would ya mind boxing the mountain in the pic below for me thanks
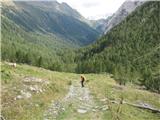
[1,13,77,71]
[1,0,101,72]
[2,1,100,46]
[90,16,113,34]
[76,1,160,92]
[104,0,145,34]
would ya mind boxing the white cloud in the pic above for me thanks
[57,0,126,20]
[82,2,101,8]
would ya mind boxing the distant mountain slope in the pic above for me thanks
[2,1,100,46]
[90,17,112,34]
[77,1,160,92]
[104,1,144,34]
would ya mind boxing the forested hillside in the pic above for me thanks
[76,2,160,92]
[2,1,160,92]
[1,15,76,72]
[2,1,160,120]
[1,1,100,72]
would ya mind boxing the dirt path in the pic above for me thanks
[44,80,104,120]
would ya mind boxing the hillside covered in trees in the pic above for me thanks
[2,15,77,72]
[1,1,160,93]
[1,1,93,72]
[1,1,160,120]
[76,1,160,92]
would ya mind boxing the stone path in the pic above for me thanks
[44,80,103,120]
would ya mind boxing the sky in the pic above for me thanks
[4,0,126,20]
[57,0,126,20]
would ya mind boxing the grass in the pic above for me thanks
[85,74,160,120]
[1,62,78,120]
[1,62,160,120]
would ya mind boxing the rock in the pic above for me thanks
[100,98,107,102]
[24,77,42,83]
[35,104,39,107]
[7,62,16,68]
[102,107,108,111]
[0,115,6,120]
[23,77,49,85]
[79,97,83,101]
[95,106,99,109]
[44,119,49,120]
[21,91,32,98]
[77,109,87,113]
[53,111,58,115]
[102,105,109,111]
[138,101,153,108]
[15,93,31,100]
[44,81,50,85]
[16,95,23,99]
[39,89,43,93]
[24,92,32,98]
[29,85,43,93]
[20,90,24,93]
[92,109,96,112]
[62,108,65,111]
[29,86,37,91]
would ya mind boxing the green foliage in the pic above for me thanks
[1,1,101,73]
[77,2,160,92]
[1,15,76,72]
[2,1,160,93]
[37,56,43,67]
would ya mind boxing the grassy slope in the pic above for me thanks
[1,62,160,120]
[86,74,160,120]
[1,62,77,120]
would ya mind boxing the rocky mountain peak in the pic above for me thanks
[104,0,145,34]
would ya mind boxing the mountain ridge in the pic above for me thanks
[2,1,100,46]
[104,0,145,34]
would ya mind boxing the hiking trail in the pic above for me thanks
[44,80,105,120]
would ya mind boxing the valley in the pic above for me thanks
[1,0,160,120]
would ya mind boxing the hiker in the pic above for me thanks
[80,75,85,87]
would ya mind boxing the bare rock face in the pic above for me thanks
[1,0,16,7]
[104,0,145,34]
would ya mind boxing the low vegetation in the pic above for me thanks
[1,62,160,120]
[1,62,77,120]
